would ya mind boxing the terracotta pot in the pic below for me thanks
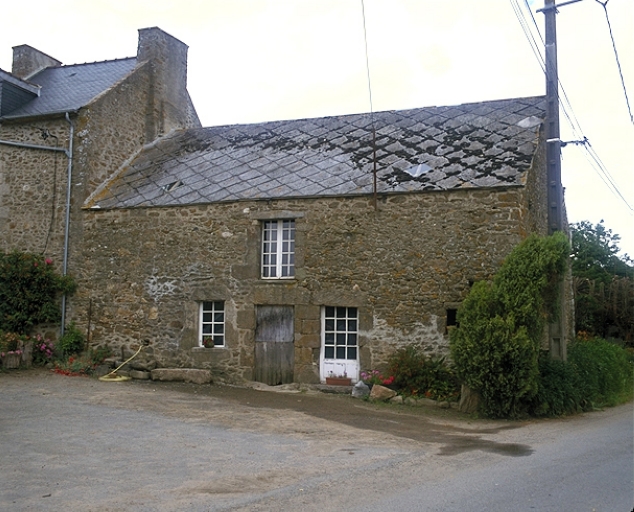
[325,376,352,386]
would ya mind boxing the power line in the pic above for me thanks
[511,0,633,213]
[595,0,634,125]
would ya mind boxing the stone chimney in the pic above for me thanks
[12,45,62,79]
[137,27,191,142]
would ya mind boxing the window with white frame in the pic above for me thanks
[261,219,295,279]
[200,301,225,347]
[323,306,358,360]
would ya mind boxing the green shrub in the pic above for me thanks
[0,251,76,334]
[529,354,586,417]
[57,322,85,356]
[529,339,633,417]
[387,345,460,401]
[568,338,634,407]
[450,233,570,418]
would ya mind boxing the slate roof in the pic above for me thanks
[87,95,546,209]
[0,58,138,119]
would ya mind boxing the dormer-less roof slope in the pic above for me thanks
[87,95,545,209]
[0,58,137,119]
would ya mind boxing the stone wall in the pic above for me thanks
[1,27,200,311]
[76,184,534,383]
[0,117,71,264]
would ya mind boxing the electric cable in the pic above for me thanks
[511,0,632,212]
[595,0,634,125]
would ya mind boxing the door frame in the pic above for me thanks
[319,306,359,383]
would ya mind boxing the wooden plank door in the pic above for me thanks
[254,306,294,385]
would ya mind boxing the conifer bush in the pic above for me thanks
[450,233,569,418]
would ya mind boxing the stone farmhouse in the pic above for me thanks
[1,28,570,385]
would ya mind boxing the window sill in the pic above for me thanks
[192,346,226,351]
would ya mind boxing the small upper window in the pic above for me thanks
[262,220,295,279]
[200,301,225,347]
[446,308,459,334]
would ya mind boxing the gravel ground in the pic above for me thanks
[2,368,627,511]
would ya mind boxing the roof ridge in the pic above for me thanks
[199,95,547,131]
[43,56,137,71]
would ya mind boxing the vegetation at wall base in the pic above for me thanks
[0,250,76,335]
[530,337,634,417]
[386,345,460,402]
[52,345,112,377]
[450,232,570,419]
[57,322,86,357]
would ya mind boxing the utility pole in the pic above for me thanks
[543,0,563,235]
[537,0,582,360]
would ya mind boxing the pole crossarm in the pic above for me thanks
[536,0,583,13]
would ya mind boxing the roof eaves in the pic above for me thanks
[0,108,79,122]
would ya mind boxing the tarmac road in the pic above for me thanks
[0,369,632,511]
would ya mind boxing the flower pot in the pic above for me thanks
[325,376,352,386]
[2,353,21,369]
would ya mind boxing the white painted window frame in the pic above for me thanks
[199,301,225,347]
[261,219,295,279]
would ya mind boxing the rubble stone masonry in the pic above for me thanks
[78,185,538,383]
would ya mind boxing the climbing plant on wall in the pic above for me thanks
[450,232,569,418]
[0,251,76,335]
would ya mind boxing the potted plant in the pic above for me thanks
[325,371,352,386]
[0,332,26,369]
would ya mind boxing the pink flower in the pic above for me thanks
[45,258,53,265]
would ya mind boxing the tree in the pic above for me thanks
[570,221,634,343]
[570,220,633,282]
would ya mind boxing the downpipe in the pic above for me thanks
[60,112,74,337]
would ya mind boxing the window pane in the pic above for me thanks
[200,301,225,347]
[347,333,357,345]
[325,307,335,318]
[336,319,346,331]
[336,333,346,345]
[325,319,334,331]
[336,346,346,359]
[325,333,334,344]
[336,307,347,318]
[348,320,357,331]
[325,346,334,359]
[347,347,357,360]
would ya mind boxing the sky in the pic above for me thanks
[2,0,632,257]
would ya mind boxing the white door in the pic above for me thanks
[320,306,359,382]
